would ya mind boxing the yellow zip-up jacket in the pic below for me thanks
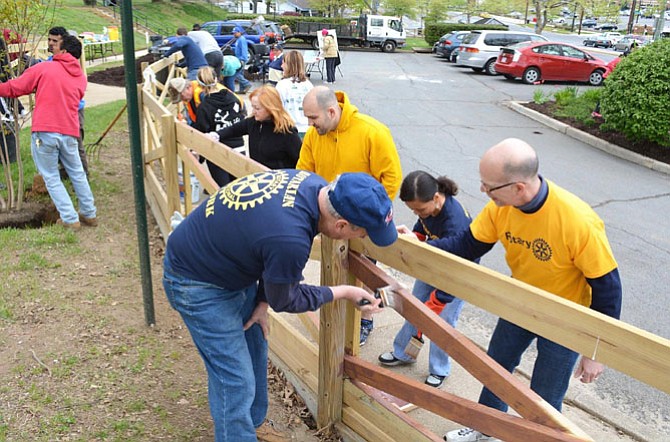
[297,91,402,200]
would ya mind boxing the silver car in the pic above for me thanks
[456,30,548,75]
[614,35,648,52]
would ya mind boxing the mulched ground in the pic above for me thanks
[87,53,155,87]
[523,102,670,165]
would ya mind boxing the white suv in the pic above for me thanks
[457,30,548,75]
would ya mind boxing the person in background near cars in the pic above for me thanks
[188,27,224,82]
[275,50,313,139]
[266,44,284,85]
[0,35,96,230]
[441,138,622,442]
[321,29,338,84]
[298,86,402,345]
[378,170,477,389]
[221,54,241,92]
[190,67,247,187]
[231,26,252,94]
[192,23,201,31]
[164,27,208,81]
[211,85,301,170]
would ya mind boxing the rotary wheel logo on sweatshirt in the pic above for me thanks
[532,238,552,262]
[220,170,287,210]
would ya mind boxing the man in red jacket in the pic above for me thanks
[0,34,96,230]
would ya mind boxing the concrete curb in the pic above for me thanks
[506,101,670,176]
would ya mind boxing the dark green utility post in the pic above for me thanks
[120,0,156,326]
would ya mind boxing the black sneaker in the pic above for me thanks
[425,374,446,388]
[378,352,415,366]
[359,319,373,346]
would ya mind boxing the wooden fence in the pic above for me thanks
[138,55,670,441]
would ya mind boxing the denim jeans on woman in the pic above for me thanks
[163,252,268,442]
[233,66,251,91]
[391,279,464,377]
[31,132,95,224]
[478,318,579,412]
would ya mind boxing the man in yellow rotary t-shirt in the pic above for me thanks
[432,138,622,442]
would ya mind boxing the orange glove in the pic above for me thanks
[426,289,447,315]
[416,290,448,340]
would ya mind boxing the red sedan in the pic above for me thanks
[494,41,608,86]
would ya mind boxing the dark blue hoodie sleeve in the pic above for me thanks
[428,227,494,261]
[586,268,622,319]
[263,281,334,313]
[164,39,185,58]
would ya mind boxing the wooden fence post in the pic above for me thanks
[161,114,180,217]
[317,236,349,430]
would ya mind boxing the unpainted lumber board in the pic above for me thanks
[345,356,592,442]
[349,237,670,395]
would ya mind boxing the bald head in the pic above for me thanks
[479,138,541,206]
[481,138,539,182]
[305,86,338,110]
[303,86,341,135]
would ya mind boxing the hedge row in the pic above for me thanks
[223,13,352,30]
[423,23,508,45]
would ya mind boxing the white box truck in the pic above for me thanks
[285,15,406,52]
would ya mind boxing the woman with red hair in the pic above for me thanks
[213,85,301,169]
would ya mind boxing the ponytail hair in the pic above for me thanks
[400,170,458,202]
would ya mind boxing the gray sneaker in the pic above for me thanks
[425,374,446,388]
[378,352,415,366]
[444,427,498,442]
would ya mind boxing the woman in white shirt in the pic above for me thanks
[275,50,314,139]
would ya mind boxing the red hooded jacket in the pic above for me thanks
[0,53,86,138]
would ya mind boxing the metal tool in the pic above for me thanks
[358,285,397,308]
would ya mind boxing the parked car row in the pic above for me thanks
[432,30,609,87]
[456,30,549,75]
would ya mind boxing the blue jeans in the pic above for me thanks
[163,253,268,442]
[31,132,96,224]
[478,318,579,412]
[233,65,250,91]
[186,68,199,80]
[223,75,235,92]
[391,280,464,377]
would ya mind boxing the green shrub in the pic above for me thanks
[533,89,551,104]
[546,87,601,126]
[553,86,578,107]
[600,39,670,146]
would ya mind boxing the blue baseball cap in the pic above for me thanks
[232,26,244,34]
[328,173,397,247]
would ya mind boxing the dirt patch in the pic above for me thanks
[87,53,155,88]
[523,102,670,165]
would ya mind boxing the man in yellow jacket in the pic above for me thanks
[298,86,402,345]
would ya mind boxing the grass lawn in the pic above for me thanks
[406,36,430,48]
